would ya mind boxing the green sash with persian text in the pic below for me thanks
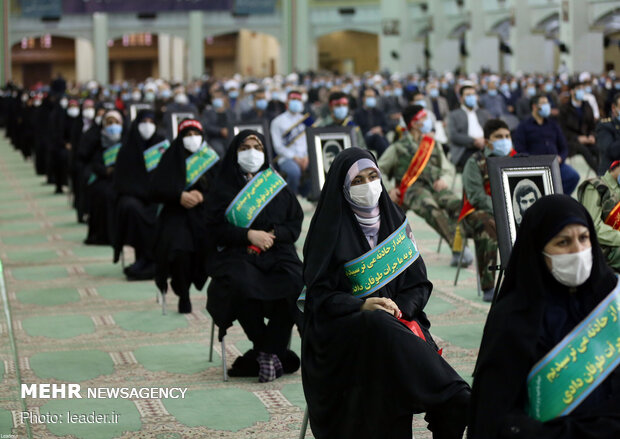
[143,140,170,172]
[225,167,287,228]
[185,143,219,189]
[296,219,420,310]
[103,143,121,167]
[527,278,620,422]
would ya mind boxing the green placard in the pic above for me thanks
[344,219,419,298]
[185,143,219,188]
[103,143,121,167]
[527,279,620,422]
[224,167,287,228]
[143,140,170,172]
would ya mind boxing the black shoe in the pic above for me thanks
[126,262,155,281]
[281,349,300,374]
[178,296,192,314]
[124,258,147,277]
[54,187,63,194]
[228,350,259,377]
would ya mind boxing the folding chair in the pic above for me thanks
[208,319,229,382]
[454,233,482,296]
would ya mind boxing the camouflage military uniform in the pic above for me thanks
[577,171,620,271]
[313,114,367,149]
[460,150,498,290]
[378,132,460,246]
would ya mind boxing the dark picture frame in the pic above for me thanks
[230,119,274,161]
[306,126,358,200]
[170,112,196,139]
[129,103,154,121]
[488,154,563,268]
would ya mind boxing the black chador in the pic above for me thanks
[112,110,165,280]
[469,195,620,439]
[205,130,303,382]
[150,119,216,313]
[301,148,470,439]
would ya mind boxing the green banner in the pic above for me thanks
[225,167,287,228]
[143,140,170,172]
[344,219,419,298]
[103,143,122,167]
[185,143,219,189]
[527,279,620,422]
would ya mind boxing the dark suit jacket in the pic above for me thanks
[447,107,491,168]
[559,101,596,145]
[353,107,389,136]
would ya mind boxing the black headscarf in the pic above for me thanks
[469,194,618,438]
[113,109,165,200]
[303,147,407,294]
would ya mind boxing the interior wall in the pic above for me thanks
[605,31,620,72]
[317,30,378,74]
[236,29,281,77]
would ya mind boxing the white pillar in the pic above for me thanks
[75,38,94,83]
[510,0,549,73]
[93,12,109,85]
[171,36,184,82]
[280,0,291,73]
[379,0,408,73]
[293,0,312,71]
[158,33,171,80]
[188,11,204,80]
[559,0,604,74]
[428,0,458,74]
[465,0,498,73]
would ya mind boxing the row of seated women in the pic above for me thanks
[73,111,619,438]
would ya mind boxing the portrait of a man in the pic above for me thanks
[511,178,543,226]
[322,139,344,173]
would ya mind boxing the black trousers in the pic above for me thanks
[169,251,192,299]
[236,298,294,358]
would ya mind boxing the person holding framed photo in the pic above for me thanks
[469,195,620,438]
[459,119,512,302]
[577,160,620,272]
[379,105,474,268]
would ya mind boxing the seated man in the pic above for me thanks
[270,90,313,195]
[513,93,580,195]
[354,87,390,157]
[313,91,365,147]
[577,160,620,271]
[379,105,473,268]
[459,119,511,302]
[595,92,620,175]
[559,81,599,173]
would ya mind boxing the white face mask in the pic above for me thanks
[95,115,103,125]
[67,107,80,118]
[237,148,265,173]
[543,247,593,287]
[174,93,189,105]
[82,108,95,120]
[183,135,203,153]
[131,92,142,101]
[138,122,156,140]
[60,98,68,109]
[349,179,382,207]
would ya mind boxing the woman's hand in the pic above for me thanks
[180,191,200,209]
[188,190,204,204]
[248,229,276,251]
[361,297,401,318]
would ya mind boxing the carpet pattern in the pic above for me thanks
[1,133,591,438]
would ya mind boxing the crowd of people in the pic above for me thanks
[1,68,619,438]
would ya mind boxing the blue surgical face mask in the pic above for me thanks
[288,99,303,113]
[441,82,449,90]
[104,123,122,141]
[464,94,477,108]
[491,138,512,156]
[333,105,348,120]
[160,89,172,99]
[394,88,403,97]
[500,84,510,94]
[539,103,551,118]
[365,96,377,108]
[574,89,585,101]
[419,118,433,134]
[228,90,239,99]
[487,89,498,96]
[527,87,536,97]
[343,85,352,94]
[429,88,439,98]
[383,90,393,97]
[585,86,592,94]
[544,83,554,93]
[212,98,224,109]
[510,82,518,91]
[414,99,426,108]
[255,98,268,110]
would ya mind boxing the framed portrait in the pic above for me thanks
[170,112,196,139]
[129,103,153,121]
[306,126,358,200]
[488,154,563,268]
[230,119,274,161]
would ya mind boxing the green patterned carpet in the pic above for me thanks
[0,131,591,438]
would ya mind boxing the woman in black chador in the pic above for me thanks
[205,130,302,382]
[301,147,470,439]
[150,119,217,313]
[112,109,166,280]
[469,195,620,439]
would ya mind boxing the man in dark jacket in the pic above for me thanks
[596,92,620,175]
[353,88,389,157]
